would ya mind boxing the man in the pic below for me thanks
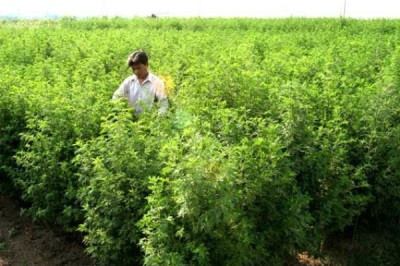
[113,50,168,115]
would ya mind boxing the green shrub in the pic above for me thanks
[75,103,168,265]
[140,110,312,265]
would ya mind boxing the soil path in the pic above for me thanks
[0,195,95,266]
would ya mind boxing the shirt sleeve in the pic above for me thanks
[154,79,169,115]
[112,78,130,100]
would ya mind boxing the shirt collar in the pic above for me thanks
[134,72,153,84]
[144,72,153,83]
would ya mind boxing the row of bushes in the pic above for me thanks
[1,18,400,265]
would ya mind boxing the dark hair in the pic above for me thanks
[127,51,148,67]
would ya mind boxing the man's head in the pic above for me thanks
[127,51,149,79]
[127,51,148,67]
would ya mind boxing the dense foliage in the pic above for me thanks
[1,17,400,265]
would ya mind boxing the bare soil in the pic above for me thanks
[0,195,95,266]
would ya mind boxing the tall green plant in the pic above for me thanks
[75,102,168,265]
[140,111,311,265]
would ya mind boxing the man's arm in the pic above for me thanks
[113,78,130,100]
[158,95,169,115]
[154,79,169,115]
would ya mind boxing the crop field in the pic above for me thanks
[1,17,400,265]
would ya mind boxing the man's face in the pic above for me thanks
[131,63,148,80]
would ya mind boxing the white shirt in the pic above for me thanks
[113,72,168,115]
